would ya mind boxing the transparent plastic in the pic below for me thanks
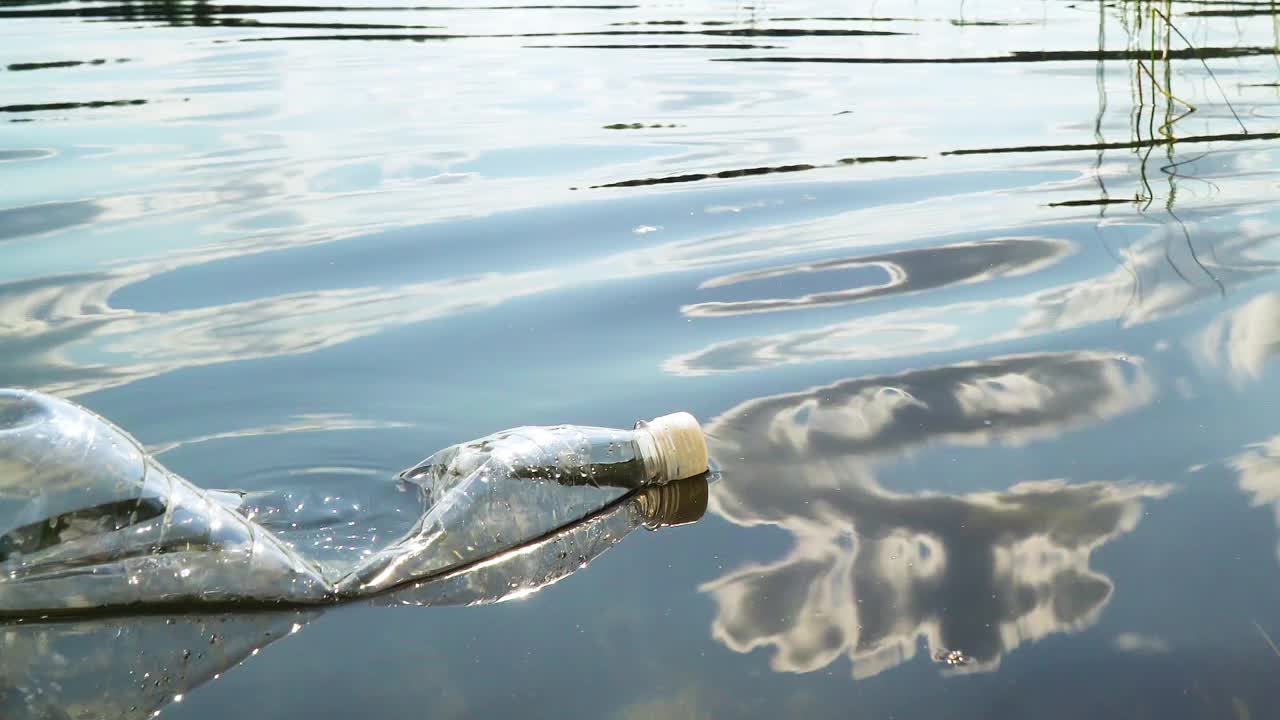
[0,389,708,614]
[379,471,709,608]
[0,473,708,720]
[0,389,330,614]
[336,416,707,595]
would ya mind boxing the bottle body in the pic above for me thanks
[336,423,660,595]
[0,389,708,613]
[373,471,709,608]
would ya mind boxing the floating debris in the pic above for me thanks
[933,648,972,667]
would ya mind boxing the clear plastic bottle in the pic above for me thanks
[1,473,709,720]
[377,470,709,608]
[0,389,708,614]
[334,413,708,595]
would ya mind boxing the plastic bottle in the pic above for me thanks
[336,413,709,595]
[0,388,708,614]
[1,472,709,720]
[378,470,709,607]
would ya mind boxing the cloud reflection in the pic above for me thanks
[701,352,1167,678]
[1112,632,1170,654]
[1196,292,1280,384]
[146,413,413,456]
[0,169,1063,396]
[1233,435,1280,564]
[0,261,557,396]
[670,218,1280,375]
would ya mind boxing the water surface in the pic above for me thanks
[3,1,1280,718]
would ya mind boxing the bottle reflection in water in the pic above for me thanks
[1,611,315,720]
[0,389,708,614]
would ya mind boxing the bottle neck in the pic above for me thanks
[631,412,709,485]
[632,425,668,484]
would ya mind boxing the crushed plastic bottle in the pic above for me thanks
[338,411,708,595]
[0,471,708,720]
[0,388,709,615]
[377,468,709,607]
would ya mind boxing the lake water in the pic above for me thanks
[3,0,1280,717]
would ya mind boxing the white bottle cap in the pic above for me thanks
[635,411,709,484]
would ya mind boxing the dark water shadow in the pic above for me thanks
[6,58,128,71]
[0,149,55,163]
[1188,7,1280,16]
[951,18,1037,26]
[767,16,920,23]
[590,155,923,189]
[0,201,104,242]
[0,99,147,113]
[203,18,445,29]
[684,237,1073,317]
[241,27,907,41]
[714,46,1280,63]
[0,2,640,20]
[1048,197,1135,207]
[944,130,1280,156]
[528,43,784,49]
[587,129,1276,192]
